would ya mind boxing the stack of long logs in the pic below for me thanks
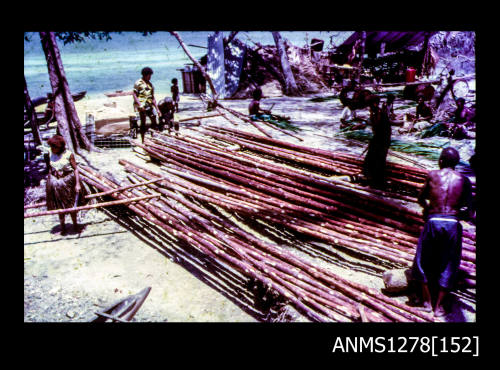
[78,162,435,323]
[203,99,475,198]
[76,125,475,321]
[132,130,475,282]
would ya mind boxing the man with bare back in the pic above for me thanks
[410,147,473,318]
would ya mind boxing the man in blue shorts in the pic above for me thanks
[410,147,473,318]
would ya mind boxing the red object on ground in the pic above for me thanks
[406,68,416,82]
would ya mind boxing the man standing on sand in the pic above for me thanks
[133,67,160,143]
[362,95,392,188]
[410,147,473,318]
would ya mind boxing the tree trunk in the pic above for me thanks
[356,31,366,82]
[223,31,239,47]
[24,75,42,146]
[421,32,431,77]
[272,32,300,96]
[169,31,218,100]
[39,32,94,154]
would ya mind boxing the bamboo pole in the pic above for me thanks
[177,113,222,122]
[24,194,160,218]
[215,103,274,138]
[24,202,47,210]
[84,177,164,199]
[217,102,304,142]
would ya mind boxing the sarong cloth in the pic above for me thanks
[410,214,463,289]
[45,149,86,211]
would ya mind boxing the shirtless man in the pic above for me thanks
[248,88,270,116]
[410,147,473,318]
[448,98,475,139]
[158,97,178,134]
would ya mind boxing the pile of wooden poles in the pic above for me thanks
[77,161,435,323]
[73,124,475,321]
[131,130,475,281]
[202,125,429,197]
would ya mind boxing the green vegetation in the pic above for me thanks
[309,95,339,103]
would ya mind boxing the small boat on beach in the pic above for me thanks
[24,91,87,127]
[90,286,152,323]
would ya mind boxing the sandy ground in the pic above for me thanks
[24,90,476,323]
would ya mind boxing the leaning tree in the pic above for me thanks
[25,32,115,154]
[38,32,98,154]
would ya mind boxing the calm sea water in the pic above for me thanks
[24,31,352,100]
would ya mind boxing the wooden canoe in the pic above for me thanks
[90,286,152,323]
[24,91,87,126]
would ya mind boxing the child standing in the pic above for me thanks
[171,78,180,113]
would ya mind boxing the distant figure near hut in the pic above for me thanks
[45,135,87,235]
[158,97,178,134]
[339,80,373,118]
[362,95,392,188]
[415,95,434,122]
[171,78,180,113]
[410,95,434,132]
[410,147,473,318]
[133,67,160,143]
[446,98,476,140]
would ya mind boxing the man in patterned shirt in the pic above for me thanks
[133,67,160,143]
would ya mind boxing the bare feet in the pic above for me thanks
[421,301,433,313]
[434,305,447,318]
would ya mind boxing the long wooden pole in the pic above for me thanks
[177,113,222,122]
[24,202,47,210]
[85,177,164,199]
[24,194,160,218]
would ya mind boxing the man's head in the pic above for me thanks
[456,97,465,108]
[439,147,460,169]
[386,94,395,104]
[417,94,424,104]
[162,97,174,110]
[252,88,263,101]
[172,78,178,85]
[141,67,154,80]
